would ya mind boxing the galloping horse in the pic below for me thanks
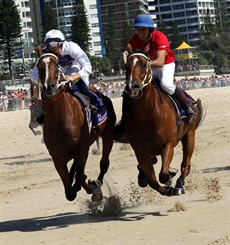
[124,52,204,196]
[36,48,116,201]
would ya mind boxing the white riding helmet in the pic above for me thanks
[44,29,65,42]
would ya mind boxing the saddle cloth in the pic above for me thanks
[67,87,108,128]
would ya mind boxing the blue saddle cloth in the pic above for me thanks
[90,91,108,128]
[68,86,108,128]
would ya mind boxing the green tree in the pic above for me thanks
[214,0,230,33]
[200,8,217,47]
[157,17,169,36]
[199,33,230,74]
[89,55,112,74]
[120,22,133,52]
[104,6,119,69]
[0,0,21,79]
[42,3,58,38]
[169,21,186,50]
[71,0,90,52]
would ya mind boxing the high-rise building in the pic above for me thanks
[99,0,149,53]
[15,0,34,60]
[42,0,103,57]
[152,0,230,46]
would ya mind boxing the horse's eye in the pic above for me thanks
[142,62,147,69]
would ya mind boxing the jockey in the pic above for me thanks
[30,29,97,109]
[114,14,197,142]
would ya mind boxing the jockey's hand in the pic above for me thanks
[65,75,74,82]
[65,74,80,82]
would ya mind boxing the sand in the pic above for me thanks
[0,87,229,245]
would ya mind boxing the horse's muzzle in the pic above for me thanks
[127,82,141,98]
[46,83,58,97]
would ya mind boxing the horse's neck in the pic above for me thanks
[130,85,158,117]
[43,92,83,120]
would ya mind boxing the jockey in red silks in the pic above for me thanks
[114,14,197,143]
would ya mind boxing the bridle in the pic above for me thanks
[37,53,69,88]
[125,53,152,99]
[37,53,70,100]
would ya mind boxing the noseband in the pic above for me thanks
[125,53,152,98]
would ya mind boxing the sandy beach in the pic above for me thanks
[0,87,229,245]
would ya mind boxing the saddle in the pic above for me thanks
[67,87,108,128]
[152,77,194,120]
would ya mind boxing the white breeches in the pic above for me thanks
[152,62,176,95]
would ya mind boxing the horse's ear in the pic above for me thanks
[122,51,128,64]
[37,45,43,57]
[127,44,133,54]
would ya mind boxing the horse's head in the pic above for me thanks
[37,53,63,97]
[124,53,152,98]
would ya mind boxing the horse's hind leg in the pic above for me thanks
[175,130,195,195]
[97,135,113,183]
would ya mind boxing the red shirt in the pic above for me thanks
[129,30,174,64]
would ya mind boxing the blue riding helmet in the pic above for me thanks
[132,14,154,28]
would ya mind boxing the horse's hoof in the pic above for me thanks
[65,188,77,201]
[174,187,185,195]
[89,180,103,202]
[91,192,103,202]
[165,178,172,186]
[165,186,175,196]
[138,178,149,188]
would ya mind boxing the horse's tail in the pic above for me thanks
[196,98,206,129]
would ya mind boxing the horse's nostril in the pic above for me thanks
[134,84,140,89]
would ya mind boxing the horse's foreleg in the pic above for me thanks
[136,154,174,196]
[89,135,113,202]
[175,131,195,195]
[53,158,76,201]
[159,143,174,185]
[73,147,93,195]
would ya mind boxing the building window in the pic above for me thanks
[94,42,101,46]
[160,6,171,11]
[90,5,97,9]
[161,13,173,19]
[172,4,184,10]
[92,23,99,28]
[173,12,185,18]
[90,14,98,18]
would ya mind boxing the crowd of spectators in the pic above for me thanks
[175,75,230,90]
[0,74,229,112]
[0,89,30,112]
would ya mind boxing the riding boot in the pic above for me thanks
[114,90,129,143]
[172,87,197,125]
[76,79,98,114]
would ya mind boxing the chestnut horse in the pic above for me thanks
[36,50,116,201]
[124,53,204,196]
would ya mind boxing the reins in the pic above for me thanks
[42,89,65,103]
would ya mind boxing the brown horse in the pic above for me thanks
[124,53,204,196]
[36,50,116,201]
